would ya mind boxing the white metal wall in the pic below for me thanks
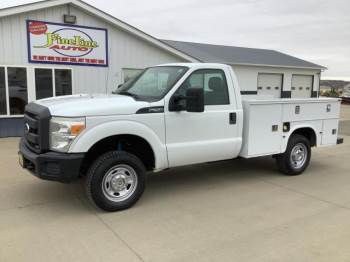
[232,65,321,97]
[0,4,322,101]
[0,4,186,99]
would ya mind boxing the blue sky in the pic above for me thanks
[1,0,350,80]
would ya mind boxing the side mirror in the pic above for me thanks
[186,87,204,112]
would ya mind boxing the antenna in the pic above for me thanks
[105,46,112,94]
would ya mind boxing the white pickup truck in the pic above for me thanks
[19,63,343,211]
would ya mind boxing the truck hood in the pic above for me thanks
[35,94,150,117]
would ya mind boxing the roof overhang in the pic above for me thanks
[228,62,327,71]
[0,0,199,63]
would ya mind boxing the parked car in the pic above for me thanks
[341,84,350,104]
[19,63,343,211]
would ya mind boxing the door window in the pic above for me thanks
[35,68,53,100]
[8,67,27,115]
[176,69,229,106]
[0,67,6,115]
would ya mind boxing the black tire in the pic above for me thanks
[276,134,311,176]
[86,151,146,211]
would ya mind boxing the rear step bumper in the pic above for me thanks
[337,137,344,144]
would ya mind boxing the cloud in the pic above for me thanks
[1,0,349,79]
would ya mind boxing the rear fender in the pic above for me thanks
[281,122,321,153]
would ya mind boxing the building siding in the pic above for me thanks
[0,118,24,137]
[0,4,186,96]
[0,4,187,136]
[0,3,323,137]
[0,4,323,97]
[231,65,320,94]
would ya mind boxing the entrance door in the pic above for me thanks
[165,68,241,167]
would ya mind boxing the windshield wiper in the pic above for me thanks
[118,91,139,99]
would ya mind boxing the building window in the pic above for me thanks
[0,67,6,115]
[35,68,53,100]
[55,69,72,96]
[8,67,27,115]
[34,68,72,100]
[0,66,73,117]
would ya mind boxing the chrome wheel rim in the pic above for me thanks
[102,164,138,202]
[290,143,308,169]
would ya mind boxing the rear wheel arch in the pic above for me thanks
[290,127,317,147]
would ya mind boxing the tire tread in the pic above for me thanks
[85,151,146,211]
[276,134,311,176]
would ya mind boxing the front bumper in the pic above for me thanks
[19,138,85,183]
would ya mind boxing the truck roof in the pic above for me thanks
[155,62,231,69]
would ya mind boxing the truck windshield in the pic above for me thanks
[115,66,188,101]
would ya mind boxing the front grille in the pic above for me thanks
[24,111,40,151]
[23,103,51,153]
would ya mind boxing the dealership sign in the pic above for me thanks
[27,20,108,67]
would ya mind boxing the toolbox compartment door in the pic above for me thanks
[321,119,339,146]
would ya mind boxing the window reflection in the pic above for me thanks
[177,69,229,106]
[55,69,72,96]
[35,68,53,100]
[8,67,27,115]
[0,67,6,115]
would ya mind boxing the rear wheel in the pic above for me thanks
[86,151,146,211]
[276,134,311,176]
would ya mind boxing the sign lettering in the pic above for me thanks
[27,20,108,67]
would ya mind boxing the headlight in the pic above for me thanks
[50,117,86,152]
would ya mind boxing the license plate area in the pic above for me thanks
[18,152,36,172]
[18,152,25,168]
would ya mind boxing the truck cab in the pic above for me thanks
[19,63,342,211]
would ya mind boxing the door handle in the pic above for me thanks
[229,112,236,125]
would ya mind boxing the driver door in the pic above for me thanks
[164,68,241,167]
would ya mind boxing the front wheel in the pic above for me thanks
[85,151,146,211]
[276,134,311,176]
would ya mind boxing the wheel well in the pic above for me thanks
[80,135,155,175]
[291,128,317,147]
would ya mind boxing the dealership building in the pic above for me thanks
[0,0,325,137]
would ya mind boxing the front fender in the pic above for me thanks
[69,120,168,170]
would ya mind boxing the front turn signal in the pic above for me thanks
[71,124,85,135]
